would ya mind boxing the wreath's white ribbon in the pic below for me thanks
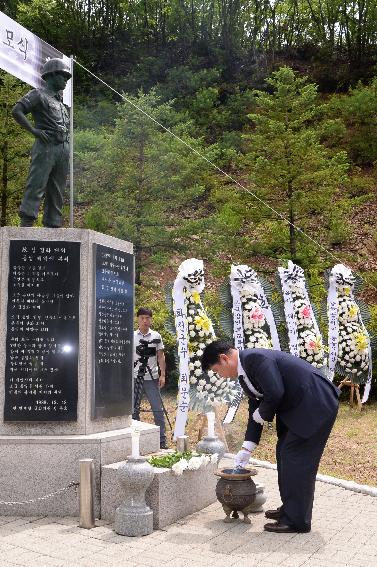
[172,258,204,438]
[223,268,245,424]
[278,262,300,357]
[327,271,339,381]
[257,286,280,351]
[362,343,372,403]
[230,271,245,352]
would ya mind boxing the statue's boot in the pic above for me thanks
[19,213,35,227]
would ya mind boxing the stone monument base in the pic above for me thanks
[0,421,159,517]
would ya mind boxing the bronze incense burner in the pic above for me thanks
[215,467,258,524]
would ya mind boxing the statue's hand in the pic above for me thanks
[33,129,51,143]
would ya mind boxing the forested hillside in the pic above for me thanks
[1,1,376,385]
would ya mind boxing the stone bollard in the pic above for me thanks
[114,457,154,537]
[79,459,95,529]
[176,435,189,453]
[196,436,226,462]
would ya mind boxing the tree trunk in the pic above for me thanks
[288,179,296,261]
[135,139,145,285]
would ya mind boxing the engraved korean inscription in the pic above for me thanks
[4,240,80,421]
[93,244,134,419]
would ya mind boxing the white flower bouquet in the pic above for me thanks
[148,451,218,476]
[172,453,219,476]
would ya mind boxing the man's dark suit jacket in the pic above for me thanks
[239,349,340,445]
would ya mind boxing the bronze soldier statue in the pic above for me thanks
[12,58,71,228]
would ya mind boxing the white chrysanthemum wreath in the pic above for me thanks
[222,264,282,424]
[278,261,326,368]
[172,259,237,437]
[231,264,281,351]
[327,264,372,396]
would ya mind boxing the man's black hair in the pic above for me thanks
[201,340,234,372]
[137,307,153,317]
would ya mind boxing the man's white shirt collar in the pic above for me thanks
[237,350,262,398]
[136,329,151,337]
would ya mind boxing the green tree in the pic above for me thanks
[0,73,31,226]
[241,67,349,264]
[0,0,18,17]
[326,79,377,166]
[78,89,217,283]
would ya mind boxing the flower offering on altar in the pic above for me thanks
[147,451,218,476]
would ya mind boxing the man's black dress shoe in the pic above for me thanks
[265,508,281,520]
[160,442,168,450]
[264,521,311,533]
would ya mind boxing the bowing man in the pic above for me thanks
[201,340,340,533]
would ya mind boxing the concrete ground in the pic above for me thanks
[0,464,376,567]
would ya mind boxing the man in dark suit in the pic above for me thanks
[201,341,340,533]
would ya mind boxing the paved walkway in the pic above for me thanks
[0,465,376,567]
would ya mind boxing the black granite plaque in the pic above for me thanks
[4,240,80,421]
[93,244,134,419]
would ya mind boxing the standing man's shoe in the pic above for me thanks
[160,441,168,450]
[264,521,311,533]
[265,508,281,520]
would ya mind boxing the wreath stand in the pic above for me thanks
[338,379,362,411]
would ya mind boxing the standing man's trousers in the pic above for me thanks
[132,379,166,446]
[20,139,69,227]
[275,410,338,531]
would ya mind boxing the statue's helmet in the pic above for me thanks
[41,58,71,79]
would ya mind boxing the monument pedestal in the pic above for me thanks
[0,421,159,516]
[0,228,158,516]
